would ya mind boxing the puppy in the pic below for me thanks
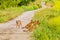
[16,20,22,29]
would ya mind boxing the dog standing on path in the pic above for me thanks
[16,20,22,29]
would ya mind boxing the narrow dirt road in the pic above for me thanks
[0,10,37,40]
[0,7,45,40]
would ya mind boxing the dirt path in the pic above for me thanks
[0,7,46,40]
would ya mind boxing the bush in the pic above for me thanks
[0,0,36,9]
[32,8,60,40]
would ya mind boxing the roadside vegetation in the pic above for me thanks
[31,0,60,40]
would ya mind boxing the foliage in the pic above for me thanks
[0,0,21,9]
[21,5,40,11]
[29,0,41,8]
[48,16,60,26]
[0,0,36,9]
[32,8,60,40]
[53,0,60,10]
[18,0,35,6]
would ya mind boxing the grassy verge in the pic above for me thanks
[0,5,40,23]
[0,7,24,23]
[31,8,60,40]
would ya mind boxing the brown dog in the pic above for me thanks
[23,20,40,32]
[22,20,34,32]
[16,20,22,29]
[27,20,40,32]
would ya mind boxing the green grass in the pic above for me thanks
[31,8,60,40]
[0,7,24,23]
